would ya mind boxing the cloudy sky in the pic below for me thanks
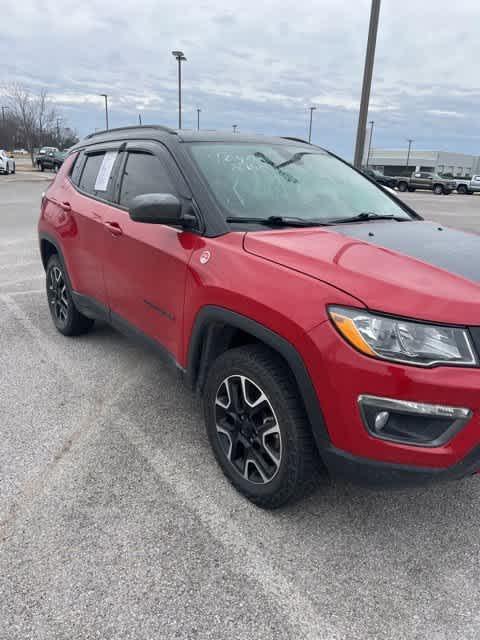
[2,0,480,159]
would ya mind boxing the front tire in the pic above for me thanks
[204,345,322,508]
[397,181,408,192]
[46,255,94,336]
[433,184,444,195]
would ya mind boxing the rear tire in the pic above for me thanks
[203,344,322,509]
[457,184,467,194]
[46,255,94,336]
[397,181,408,192]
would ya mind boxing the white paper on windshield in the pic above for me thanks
[94,151,117,191]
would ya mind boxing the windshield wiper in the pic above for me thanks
[226,216,333,228]
[328,212,410,224]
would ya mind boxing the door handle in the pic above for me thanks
[60,201,71,212]
[104,221,123,237]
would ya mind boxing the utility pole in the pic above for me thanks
[56,118,61,141]
[232,124,238,134]
[366,120,375,167]
[138,113,142,125]
[406,138,414,170]
[172,50,187,129]
[308,106,316,143]
[100,94,109,130]
[197,108,201,131]
[353,0,381,168]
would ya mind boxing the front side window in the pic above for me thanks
[188,143,411,223]
[119,152,175,208]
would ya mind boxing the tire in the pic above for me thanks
[46,254,94,336]
[457,184,467,194]
[40,163,45,172]
[11,163,15,174]
[203,344,322,509]
[407,187,416,192]
[433,184,444,195]
[397,181,408,192]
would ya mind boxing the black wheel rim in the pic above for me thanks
[215,375,282,484]
[47,265,69,325]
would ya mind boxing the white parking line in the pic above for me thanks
[124,420,342,640]
[0,293,81,386]
[7,289,44,296]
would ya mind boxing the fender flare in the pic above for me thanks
[186,305,331,449]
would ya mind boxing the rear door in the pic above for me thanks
[102,140,197,361]
[64,144,122,308]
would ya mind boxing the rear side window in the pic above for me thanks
[79,153,105,194]
[119,152,175,207]
[70,153,84,185]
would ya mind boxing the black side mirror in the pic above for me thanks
[129,193,186,225]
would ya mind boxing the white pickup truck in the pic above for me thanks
[453,175,480,194]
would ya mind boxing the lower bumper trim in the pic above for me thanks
[321,444,480,489]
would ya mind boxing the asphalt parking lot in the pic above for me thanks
[1,174,480,640]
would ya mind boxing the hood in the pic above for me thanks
[243,221,480,325]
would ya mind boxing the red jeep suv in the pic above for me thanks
[39,125,480,508]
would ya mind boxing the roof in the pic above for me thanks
[70,125,313,151]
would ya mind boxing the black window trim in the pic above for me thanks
[112,140,205,234]
[68,142,125,207]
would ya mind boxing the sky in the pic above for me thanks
[2,0,480,160]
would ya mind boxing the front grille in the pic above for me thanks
[469,327,480,360]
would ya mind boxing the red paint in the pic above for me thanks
[39,169,480,471]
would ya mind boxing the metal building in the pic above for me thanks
[364,148,480,178]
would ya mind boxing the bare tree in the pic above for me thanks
[2,83,59,163]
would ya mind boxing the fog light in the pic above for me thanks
[358,395,472,447]
[374,411,390,431]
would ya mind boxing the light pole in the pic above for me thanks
[100,94,109,130]
[172,50,187,129]
[366,120,375,167]
[197,108,201,131]
[138,113,142,125]
[353,0,381,168]
[308,106,316,143]
[406,138,414,171]
[232,124,238,133]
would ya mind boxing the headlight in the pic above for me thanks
[328,306,477,367]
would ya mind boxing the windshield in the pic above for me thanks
[189,142,412,223]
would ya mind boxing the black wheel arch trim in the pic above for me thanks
[38,232,78,295]
[186,305,331,448]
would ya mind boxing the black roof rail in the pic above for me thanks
[84,125,177,140]
[281,136,311,145]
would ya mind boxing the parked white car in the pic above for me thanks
[0,150,15,175]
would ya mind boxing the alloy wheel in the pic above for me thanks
[215,375,282,484]
[48,265,69,325]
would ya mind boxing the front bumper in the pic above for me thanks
[305,320,480,478]
[321,443,480,488]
